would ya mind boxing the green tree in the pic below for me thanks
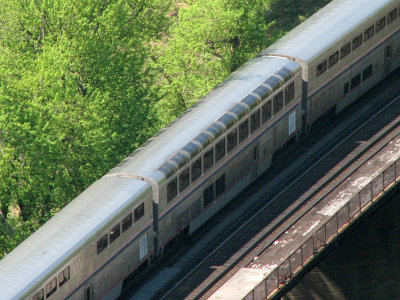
[0,0,171,256]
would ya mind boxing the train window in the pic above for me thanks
[109,223,121,244]
[122,213,133,232]
[351,74,361,90]
[364,25,374,42]
[273,91,283,115]
[179,167,190,192]
[352,34,362,51]
[191,158,202,182]
[97,234,108,254]
[58,266,70,288]
[215,139,226,162]
[203,149,214,173]
[388,8,398,25]
[316,60,327,77]
[340,42,351,59]
[376,17,386,33]
[216,174,226,197]
[227,129,237,153]
[239,119,249,143]
[344,82,350,95]
[167,178,177,202]
[32,289,44,300]
[203,184,214,208]
[284,82,294,105]
[134,203,145,221]
[363,65,373,81]
[328,51,339,68]
[46,277,57,298]
[250,110,260,133]
[262,101,272,123]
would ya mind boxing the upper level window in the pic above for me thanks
[376,17,386,33]
[273,91,283,115]
[316,60,327,77]
[352,34,363,50]
[121,213,132,232]
[340,42,351,59]
[328,51,339,68]
[227,129,237,153]
[364,25,374,42]
[167,178,177,203]
[97,234,108,254]
[109,223,120,244]
[203,149,214,173]
[388,8,398,25]
[250,110,260,133]
[179,167,190,192]
[58,267,70,288]
[262,101,272,123]
[134,202,144,221]
[46,278,57,298]
[215,139,226,162]
[191,158,202,182]
[32,289,44,300]
[239,119,249,143]
[284,82,294,105]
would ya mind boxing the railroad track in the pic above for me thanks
[154,90,400,300]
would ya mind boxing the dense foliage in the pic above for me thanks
[0,0,331,257]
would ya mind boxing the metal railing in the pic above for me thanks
[243,159,400,300]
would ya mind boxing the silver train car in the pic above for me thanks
[0,0,399,299]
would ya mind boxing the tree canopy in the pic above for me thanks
[0,0,331,257]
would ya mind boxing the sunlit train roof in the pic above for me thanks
[110,57,300,181]
[261,0,397,64]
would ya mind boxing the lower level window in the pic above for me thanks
[351,74,361,89]
[216,174,226,197]
[203,184,214,207]
[362,65,372,81]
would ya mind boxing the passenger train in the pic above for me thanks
[1,0,400,299]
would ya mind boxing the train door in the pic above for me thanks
[84,282,93,300]
[251,143,260,180]
[384,41,393,76]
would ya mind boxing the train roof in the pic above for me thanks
[0,176,150,298]
[110,56,301,181]
[261,0,397,64]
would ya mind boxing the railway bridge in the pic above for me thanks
[128,71,400,300]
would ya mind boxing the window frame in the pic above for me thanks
[134,202,145,222]
[109,223,121,244]
[239,119,249,144]
[191,157,202,182]
[388,7,398,25]
[121,213,133,233]
[328,51,339,68]
[273,91,283,115]
[179,167,190,192]
[58,266,70,288]
[97,234,108,254]
[227,128,238,153]
[261,101,272,124]
[340,42,351,59]
[215,138,226,162]
[364,25,375,42]
[376,16,386,33]
[167,178,177,203]
[284,82,294,105]
[45,277,57,298]
[352,34,363,51]
[316,60,327,77]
